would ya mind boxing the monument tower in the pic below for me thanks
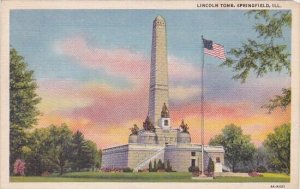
[148,16,169,126]
[102,16,225,172]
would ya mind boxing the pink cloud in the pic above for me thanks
[171,101,253,121]
[68,85,149,125]
[57,36,201,85]
[58,36,149,80]
[168,56,201,80]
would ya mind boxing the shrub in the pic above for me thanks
[207,158,214,173]
[256,165,267,173]
[123,167,133,172]
[188,166,199,173]
[165,160,173,172]
[100,168,123,172]
[153,160,157,172]
[157,159,164,170]
[13,159,26,176]
[149,161,153,172]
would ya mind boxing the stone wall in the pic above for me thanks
[165,147,197,172]
[155,128,178,145]
[102,145,129,169]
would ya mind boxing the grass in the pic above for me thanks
[10,172,290,182]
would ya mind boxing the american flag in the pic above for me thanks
[202,38,226,61]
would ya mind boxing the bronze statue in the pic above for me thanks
[130,124,139,135]
[179,120,189,133]
[161,103,170,118]
[143,116,155,132]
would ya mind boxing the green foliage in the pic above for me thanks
[247,10,291,39]
[42,124,73,175]
[23,125,100,176]
[256,165,267,173]
[122,167,133,172]
[263,123,290,174]
[188,166,199,173]
[262,88,291,113]
[71,131,98,171]
[23,127,55,175]
[148,161,153,172]
[248,146,269,172]
[9,48,41,173]
[95,149,102,169]
[157,159,164,170]
[153,160,158,172]
[207,158,215,173]
[221,11,291,112]
[209,124,256,172]
[222,10,291,82]
[10,48,41,129]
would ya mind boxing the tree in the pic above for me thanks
[95,149,102,170]
[263,123,290,174]
[22,125,100,175]
[253,146,269,172]
[221,10,291,112]
[82,140,98,171]
[71,131,85,171]
[23,127,54,176]
[45,124,73,175]
[9,48,41,173]
[71,131,99,171]
[23,126,73,176]
[209,124,256,172]
[262,88,291,113]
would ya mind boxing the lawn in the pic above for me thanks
[10,172,290,182]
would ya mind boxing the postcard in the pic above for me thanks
[0,1,299,189]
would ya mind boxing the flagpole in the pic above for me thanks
[200,35,205,177]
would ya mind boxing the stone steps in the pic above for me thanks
[133,147,165,171]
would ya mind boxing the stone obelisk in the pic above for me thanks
[148,16,169,127]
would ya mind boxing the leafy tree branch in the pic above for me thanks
[221,10,291,113]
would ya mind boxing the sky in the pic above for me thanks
[10,10,291,148]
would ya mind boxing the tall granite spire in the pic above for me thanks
[148,16,169,126]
